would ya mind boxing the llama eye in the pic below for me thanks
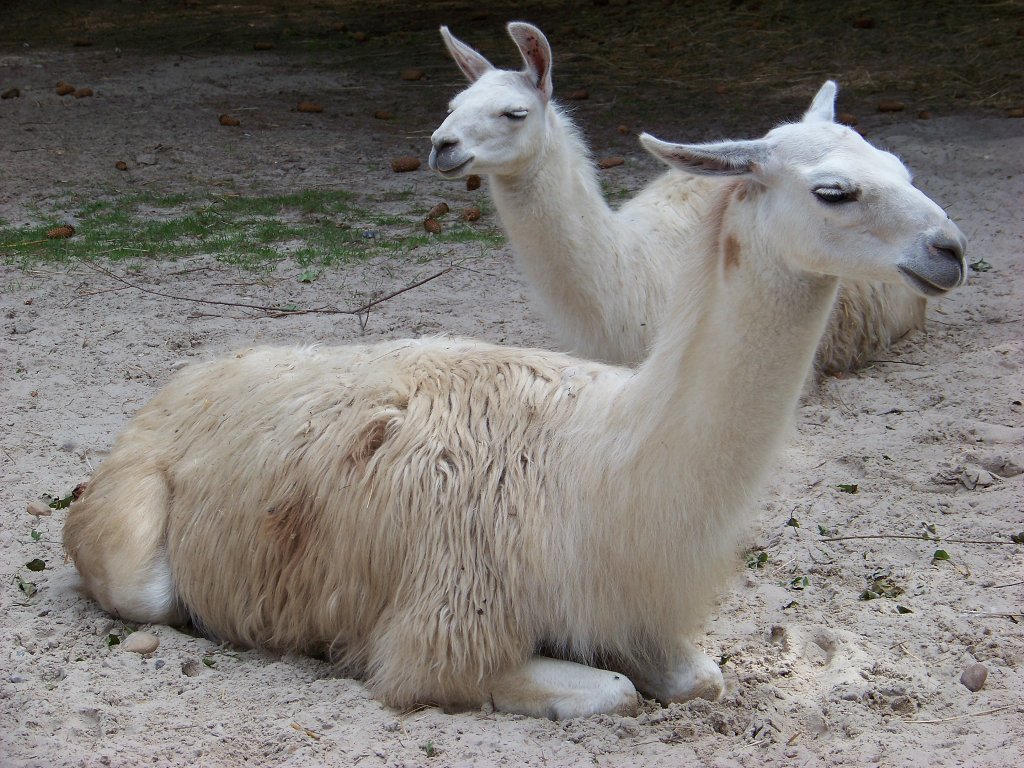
[503,110,529,120]
[813,186,858,205]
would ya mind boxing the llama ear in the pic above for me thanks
[803,80,837,123]
[639,134,770,177]
[507,22,553,101]
[440,25,495,83]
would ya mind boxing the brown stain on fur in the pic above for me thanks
[723,235,742,273]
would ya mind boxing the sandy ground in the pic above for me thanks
[2,25,1023,768]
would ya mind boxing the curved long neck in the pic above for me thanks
[489,106,630,358]
[608,181,840,550]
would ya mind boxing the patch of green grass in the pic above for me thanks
[1,188,504,272]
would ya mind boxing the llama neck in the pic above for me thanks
[601,182,839,598]
[489,106,634,360]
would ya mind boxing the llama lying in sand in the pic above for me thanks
[430,23,927,373]
[63,83,966,719]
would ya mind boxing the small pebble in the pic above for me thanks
[960,662,988,692]
[27,500,52,517]
[121,631,160,655]
[135,153,158,166]
[391,156,421,173]
[181,659,202,677]
[13,321,36,335]
[465,174,481,191]
[427,202,449,219]
[10,674,28,683]
[47,225,75,239]
[154,659,166,670]
[877,100,905,113]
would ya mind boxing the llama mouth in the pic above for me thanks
[897,263,962,297]
[429,149,474,178]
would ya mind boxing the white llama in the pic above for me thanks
[63,84,965,719]
[429,22,927,373]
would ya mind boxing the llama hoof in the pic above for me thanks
[490,656,639,720]
[631,644,725,704]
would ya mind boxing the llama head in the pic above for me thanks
[429,22,554,178]
[640,81,967,297]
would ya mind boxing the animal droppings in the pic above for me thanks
[115,160,128,171]
[374,109,393,120]
[877,100,906,113]
[74,88,93,98]
[46,225,75,239]
[297,101,323,113]
[960,662,988,692]
[837,112,859,127]
[120,631,160,655]
[351,31,368,42]
[427,203,450,219]
[423,218,441,234]
[852,17,876,29]
[253,42,275,51]
[55,82,75,96]
[218,114,240,126]
[391,156,421,173]
[1007,107,1024,118]
[401,68,426,81]
[462,206,481,222]
[466,174,481,191]
[597,157,625,169]
[26,501,52,517]
[917,110,933,120]
[564,89,589,101]
[1,87,20,99]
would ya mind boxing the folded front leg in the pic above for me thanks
[488,656,639,719]
[626,639,724,704]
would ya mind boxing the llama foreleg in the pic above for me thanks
[489,656,639,719]
[626,639,725,703]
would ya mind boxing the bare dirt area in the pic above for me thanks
[2,2,1022,766]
